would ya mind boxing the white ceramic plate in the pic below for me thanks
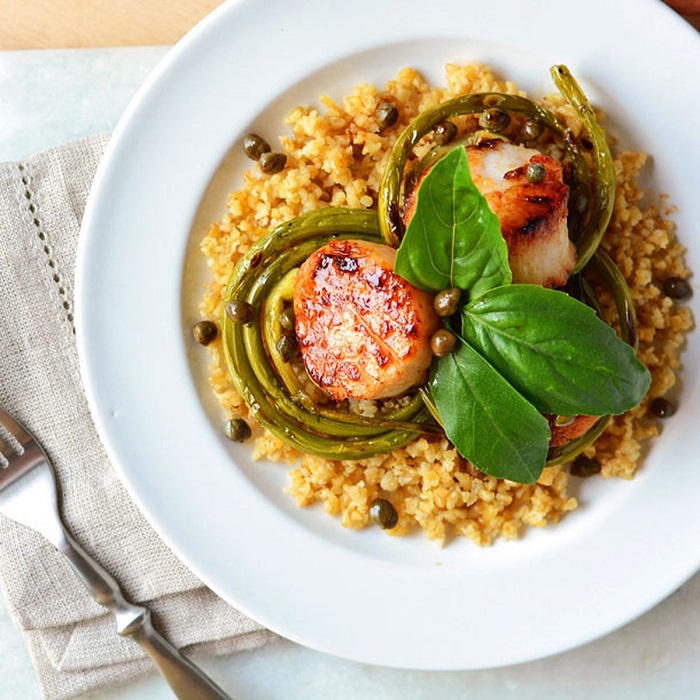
[76,0,700,670]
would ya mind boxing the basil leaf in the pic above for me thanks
[431,338,550,484]
[394,147,511,297]
[461,284,652,416]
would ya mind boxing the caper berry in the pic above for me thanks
[224,417,252,442]
[430,329,457,357]
[570,455,601,477]
[243,133,271,161]
[279,307,296,332]
[259,152,287,174]
[377,103,399,130]
[225,299,254,324]
[192,320,218,346]
[521,119,544,141]
[663,276,692,300]
[479,108,511,133]
[649,396,675,418]
[369,498,398,530]
[526,162,546,184]
[434,120,457,145]
[276,334,297,363]
[433,287,462,317]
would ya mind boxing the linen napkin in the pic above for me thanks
[0,134,277,700]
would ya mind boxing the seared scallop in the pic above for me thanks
[293,239,441,401]
[404,141,577,288]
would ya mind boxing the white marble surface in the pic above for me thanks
[1,46,699,700]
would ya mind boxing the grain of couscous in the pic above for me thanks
[198,63,693,546]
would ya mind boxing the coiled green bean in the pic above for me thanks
[378,89,591,249]
[222,208,436,460]
[550,65,616,271]
[378,65,616,277]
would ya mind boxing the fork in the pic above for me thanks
[0,407,233,699]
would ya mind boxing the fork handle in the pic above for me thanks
[57,527,233,699]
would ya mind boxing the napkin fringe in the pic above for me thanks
[15,160,76,332]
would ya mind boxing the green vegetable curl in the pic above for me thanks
[222,66,636,469]
[376,65,631,468]
[378,65,615,273]
[222,208,437,460]
[551,65,616,272]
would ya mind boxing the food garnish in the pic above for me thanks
[217,65,653,484]
[395,146,649,482]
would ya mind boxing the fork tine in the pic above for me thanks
[0,432,13,462]
[0,407,32,450]
[0,410,233,698]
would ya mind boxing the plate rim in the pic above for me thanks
[75,0,700,670]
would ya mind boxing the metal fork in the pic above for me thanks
[0,407,233,699]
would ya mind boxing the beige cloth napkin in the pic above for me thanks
[0,134,277,700]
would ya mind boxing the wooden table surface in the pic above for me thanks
[0,0,697,50]
[0,0,226,50]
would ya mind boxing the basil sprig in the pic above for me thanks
[395,148,511,297]
[395,147,651,483]
[430,340,551,484]
[461,285,651,416]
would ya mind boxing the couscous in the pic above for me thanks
[198,63,693,545]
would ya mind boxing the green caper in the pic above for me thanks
[430,329,457,357]
[377,103,399,130]
[243,133,271,161]
[224,417,252,442]
[570,455,601,477]
[259,152,287,174]
[663,276,692,300]
[520,119,544,142]
[192,320,218,346]
[526,162,546,183]
[433,287,462,317]
[434,120,457,145]
[649,396,675,418]
[225,299,254,324]
[279,306,296,333]
[369,498,398,530]
[478,108,511,133]
[276,334,297,363]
